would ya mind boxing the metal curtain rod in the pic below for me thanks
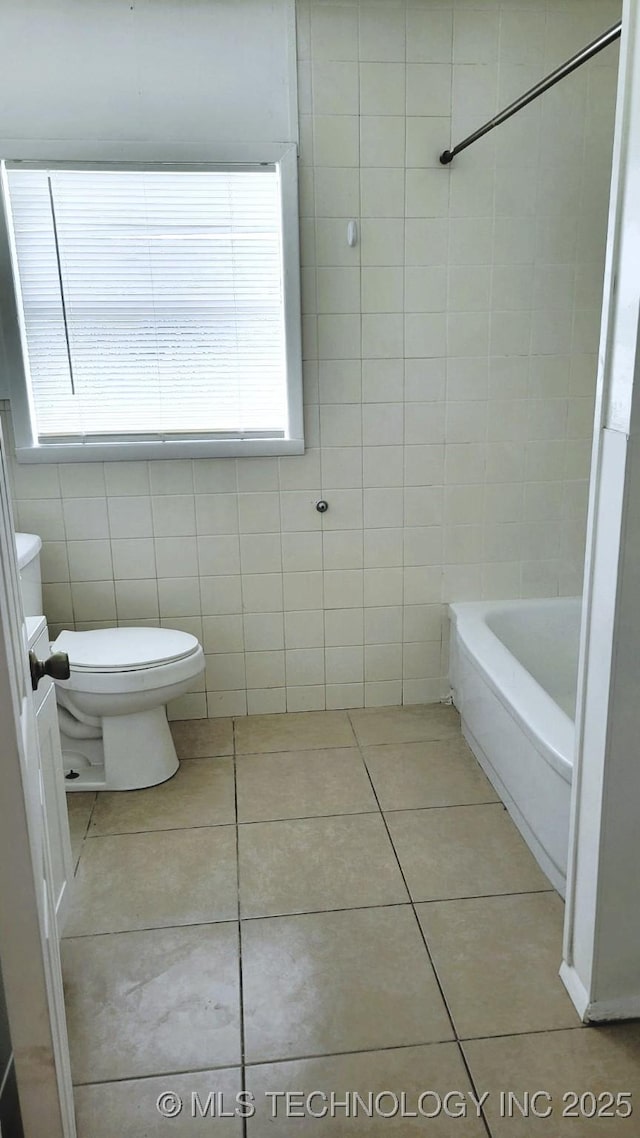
[440,20,622,165]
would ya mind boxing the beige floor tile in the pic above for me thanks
[363,737,498,810]
[66,792,96,865]
[74,1067,243,1136]
[235,711,356,755]
[236,747,377,823]
[63,923,241,1083]
[90,757,236,835]
[464,1024,640,1136]
[349,705,460,748]
[64,827,237,935]
[417,893,580,1039]
[239,814,409,918]
[170,717,234,758]
[386,804,550,902]
[246,1044,486,1135]
[242,906,453,1063]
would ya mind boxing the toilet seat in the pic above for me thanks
[53,626,199,672]
[51,627,204,697]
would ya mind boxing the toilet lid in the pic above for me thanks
[52,627,200,673]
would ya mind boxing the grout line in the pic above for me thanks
[458,1020,587,1045]
[61,885,555,941]
[84,821,238,840]
[238,808,378,825]
[381,799,503,812]
[70,791,99,876]
[414,888,555,907]
[62,904,411,942]
[354,732,495,1136]
[455,1045,493,1138]
[64,1039,462,1089]
[71,1022,591,1090]
[61,917,239,942]
[240,886,553,919]
[71,1061,245,1090]
[82,811,377,840]
[176,751,235,760]
[235,735,460,756]
[68,1041,448,1089]
[241,901,409,923]
[85,805,443,840]
[236,800,504,825]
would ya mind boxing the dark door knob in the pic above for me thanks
[29,650,71,692]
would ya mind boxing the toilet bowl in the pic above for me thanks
[52,626,205,792]
[14,531,205,793]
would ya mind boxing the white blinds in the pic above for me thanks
[6,167,288,440]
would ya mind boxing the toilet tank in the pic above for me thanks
[15,532,43,617]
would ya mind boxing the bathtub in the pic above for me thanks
[449,597,580,897]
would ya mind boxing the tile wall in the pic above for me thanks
[4,0,621,717]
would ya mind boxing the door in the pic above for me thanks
[0,421,75,1135]
[31,618,74,927]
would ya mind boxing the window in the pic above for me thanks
[1,154,303,461]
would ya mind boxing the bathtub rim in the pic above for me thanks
[448,597,577,784]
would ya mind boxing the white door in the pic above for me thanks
[0,421,75,1135]
[31,617,74,927]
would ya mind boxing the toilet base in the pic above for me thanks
[63,756,107,793]
[61,706,179,791]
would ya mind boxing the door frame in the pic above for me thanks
[561,0,640,1020]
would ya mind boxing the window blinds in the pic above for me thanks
[5,167,288,441]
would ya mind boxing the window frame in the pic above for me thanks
[0,142,303,463]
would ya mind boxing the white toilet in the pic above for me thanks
[16,532,205,792]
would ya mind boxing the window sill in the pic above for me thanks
[15,437,305,463]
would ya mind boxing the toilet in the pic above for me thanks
[15,532,205,792]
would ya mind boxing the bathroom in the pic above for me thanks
[1,0,640,1134]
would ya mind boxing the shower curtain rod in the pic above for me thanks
[440,20,622,165]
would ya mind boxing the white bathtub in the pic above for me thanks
[449,597,580,897]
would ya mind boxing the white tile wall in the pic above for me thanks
[4,0,621,717]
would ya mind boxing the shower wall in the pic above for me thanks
[294,0,620,695]
[4,0,621,716]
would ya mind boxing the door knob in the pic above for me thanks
[29,650,70,692]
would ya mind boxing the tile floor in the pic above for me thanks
[64,706,640,1136]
